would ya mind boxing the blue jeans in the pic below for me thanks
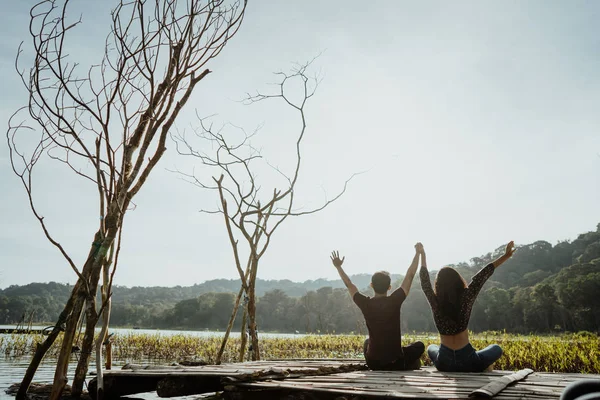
[427,343,502,372]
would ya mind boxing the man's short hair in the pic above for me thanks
[371,271,391,294]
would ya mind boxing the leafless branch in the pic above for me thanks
[7,0,248,396]
[172,59,356,361]
[8,0,247,277]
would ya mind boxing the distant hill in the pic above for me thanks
[1,223,599,334]
[0,273,403,308]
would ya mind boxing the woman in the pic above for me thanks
[419,241,515,372]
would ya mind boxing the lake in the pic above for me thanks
[0,327,305,400]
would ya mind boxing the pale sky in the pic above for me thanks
[0,1,599,288]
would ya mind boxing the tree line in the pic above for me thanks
[3,223,600,334]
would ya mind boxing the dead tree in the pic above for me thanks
[173,60,355,362]
[6,0,246,399]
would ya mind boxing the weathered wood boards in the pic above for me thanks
[223,367,600,400]
[88,360,600,400]
[88,360,367,399]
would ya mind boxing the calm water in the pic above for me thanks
[1,356,82,400]
[0,327,305,400]
[0,356,200,400]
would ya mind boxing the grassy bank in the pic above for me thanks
[1,332,598,373]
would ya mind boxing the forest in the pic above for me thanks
[2,223,599,334]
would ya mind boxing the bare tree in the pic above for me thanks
[173,60,356,362]
[6,0,246,398]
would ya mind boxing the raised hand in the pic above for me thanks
[330,250,345,268]
[415,242,424,254]
[504,241,516,258]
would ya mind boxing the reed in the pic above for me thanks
[1,331,597,373]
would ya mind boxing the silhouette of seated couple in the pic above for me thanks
[331,241,516,372]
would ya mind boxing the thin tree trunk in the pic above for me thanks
[247,295,259,360]
[16,292,77,400]
[76,300,86,336]
[105,341,112,370]
[217,260,251,365]
[93,261,112,400]
[50,232,108,400]
[247,278,259,360]
[72,234,115,397]
[71,294,99,397]
[19,231,104,400]
[247,257,260,361]
[50,294,86,400]
[27,310,35,331]
[239,306,248,362]
[216,285,244,365]
[95,303,111,399]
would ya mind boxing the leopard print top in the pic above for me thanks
[420,263,494,335]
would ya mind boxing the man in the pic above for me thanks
[330,244,425,370]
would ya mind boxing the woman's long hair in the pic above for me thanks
[434,267,467,321]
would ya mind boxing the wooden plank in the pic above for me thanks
[275,376,488,388]
[223,367,590,399]
[158,367,331,398]
[314,373,502,381]
[91,359,600,400]
[91,359,366,399]
[234,379,478,392]
[109,360,365,374]
[279,373,497,388]
[226,380,473,399]
[228,382,556,400]
[103,366,366,378]
[469,368,534,398]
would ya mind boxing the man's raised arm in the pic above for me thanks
[331,251,358,298]
[400,242,423,296]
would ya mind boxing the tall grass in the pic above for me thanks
[0,332,597,373]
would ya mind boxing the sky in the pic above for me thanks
[0,1,599,288]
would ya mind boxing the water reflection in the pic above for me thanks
[0,355,80,400]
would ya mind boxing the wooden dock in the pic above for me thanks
[88,359,367,399]
[88,360,600,399]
